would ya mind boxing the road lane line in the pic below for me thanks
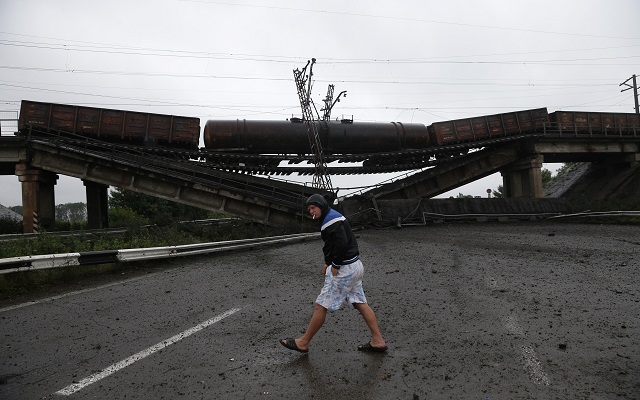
[54,306,244,396]
[486,275,552,386]
[521,345,551,385]
[0,276,148,313]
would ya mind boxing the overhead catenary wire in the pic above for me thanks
[0,9,635,118]
[175,1,640,41]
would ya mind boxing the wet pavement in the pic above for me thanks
[0,222,638,399]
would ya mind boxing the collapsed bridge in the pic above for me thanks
[1,100,639,232]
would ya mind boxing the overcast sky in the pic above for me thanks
[1,0,639,207]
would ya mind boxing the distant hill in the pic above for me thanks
[0,204,22,221]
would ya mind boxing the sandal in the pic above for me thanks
[279,338,308,353]
[357,342,388,353]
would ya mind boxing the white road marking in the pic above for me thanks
[486,275,552,386]
[54,306,243,396]
[0,276,148,313]
[521,345,551,385]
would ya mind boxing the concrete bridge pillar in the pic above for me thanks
[83,180,109,229]
[624,152,640,166]
[501,155,544,198]
[15,163,58,233]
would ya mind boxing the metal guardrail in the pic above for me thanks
[0,232,320,274]
[414,211,560,224]
[547,211,640,220]
[0,218,243,243]
[407,210,640,224]
[0,227,129,242]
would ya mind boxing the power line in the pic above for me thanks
[2,39,638,66]
[0,66,623,87]
[178,1,640,41]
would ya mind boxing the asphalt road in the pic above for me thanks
[0,222,638,399]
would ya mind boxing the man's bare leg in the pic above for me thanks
[353,302,386,348]
[283,303,327,351]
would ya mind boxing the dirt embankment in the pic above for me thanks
[545,161,640,211]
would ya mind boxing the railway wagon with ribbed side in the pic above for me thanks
[18,100,200,149]
[428,108,550,146]
[549,111,640,136]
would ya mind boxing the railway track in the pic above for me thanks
[21,125,639,177]
[22,127,545,176]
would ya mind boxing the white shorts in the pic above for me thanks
[315,259,367,311]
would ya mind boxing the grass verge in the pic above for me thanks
[0,221,293,301]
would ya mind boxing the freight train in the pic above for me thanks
[18,100,200,149]
[202,108,552,155]
[17,100,640,160]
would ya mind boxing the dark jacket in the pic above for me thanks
[305,194,360,269]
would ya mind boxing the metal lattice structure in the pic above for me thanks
[293,59,333,191]
[321,84,347,122]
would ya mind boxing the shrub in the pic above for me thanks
[0,217,21,234]
[109,207,149,229]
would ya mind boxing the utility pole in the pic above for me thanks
[293,59,340,191]
[620,74,639,114]
[321,84,347,122]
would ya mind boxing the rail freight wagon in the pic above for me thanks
[203,119,431,154]
[18,100,200,149]
[549,111,640,135]
[428,108,550,146]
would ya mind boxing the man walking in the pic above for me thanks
[279,194,387,353]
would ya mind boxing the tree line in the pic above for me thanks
[1,187,217,234]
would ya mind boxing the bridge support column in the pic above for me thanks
[501,155,544,198]
[624,152,640,166]
[84,180,109,229]
[15,163,58,233]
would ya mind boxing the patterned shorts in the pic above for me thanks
[315,259,368,311]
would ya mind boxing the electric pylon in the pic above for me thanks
[293,59,343,190]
